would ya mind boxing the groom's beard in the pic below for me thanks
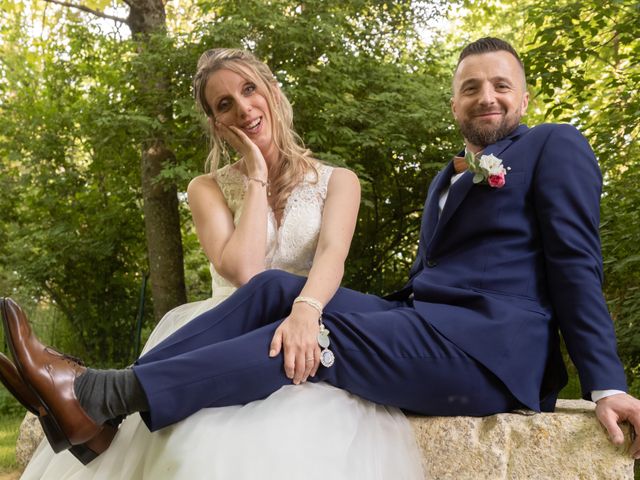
[458,108,522,148]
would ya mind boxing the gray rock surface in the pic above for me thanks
[15,413,43,468]
[15,399,635,478]
[408,399,635,479]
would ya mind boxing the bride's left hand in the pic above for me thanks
[269,303,321,384]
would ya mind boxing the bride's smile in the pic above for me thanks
[204,68,274,156]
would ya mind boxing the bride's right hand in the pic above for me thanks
[269,303,321,384]
[213,119,268,180]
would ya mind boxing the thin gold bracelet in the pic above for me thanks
[247,177,269,188]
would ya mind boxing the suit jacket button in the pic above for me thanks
[427,259,437,268]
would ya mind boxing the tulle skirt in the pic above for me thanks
[21,296,424,480]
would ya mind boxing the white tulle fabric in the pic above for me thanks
[21,164,424,480]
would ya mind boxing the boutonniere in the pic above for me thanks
[465,151,510,188]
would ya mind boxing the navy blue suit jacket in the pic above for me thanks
[392,123,627,411]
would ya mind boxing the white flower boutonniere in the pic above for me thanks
[465,151,510,188]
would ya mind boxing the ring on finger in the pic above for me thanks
[305,357,314,362]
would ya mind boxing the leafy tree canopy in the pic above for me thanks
[0,0,457,364]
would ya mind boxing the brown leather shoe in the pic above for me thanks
[0,351,118,464]
[1,298,105,456]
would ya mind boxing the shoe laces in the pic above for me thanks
[44,347,86,367]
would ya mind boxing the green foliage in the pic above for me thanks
[0,18,148,364]
[602,162,640,396]
[525,0,640,161]
[0,1,456,363]
[0,413,21,473]
[0,387,21,418]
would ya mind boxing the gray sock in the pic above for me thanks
[74,368,149,425]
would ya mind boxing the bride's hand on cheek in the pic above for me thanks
[212,118,268,179]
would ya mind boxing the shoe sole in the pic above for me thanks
[39,412,116,464]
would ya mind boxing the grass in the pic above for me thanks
[0,414,21,473]
[0,388,24,474]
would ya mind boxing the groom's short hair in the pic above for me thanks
[457,37,523,68]
[455,37,526,86]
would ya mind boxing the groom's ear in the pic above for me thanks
[521,91,529,115]
[450,96,458,120]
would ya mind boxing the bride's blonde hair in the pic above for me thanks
[193,48,317,213]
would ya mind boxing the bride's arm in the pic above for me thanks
[269,167,361,385]
[187,174,269,287]
[187,122,271,287]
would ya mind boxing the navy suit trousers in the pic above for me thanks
[134,270,520,431]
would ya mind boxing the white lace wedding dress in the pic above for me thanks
[21,164,424,480]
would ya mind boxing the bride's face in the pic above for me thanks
[204,68,275,155]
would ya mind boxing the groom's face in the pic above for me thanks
[451,51,529,152]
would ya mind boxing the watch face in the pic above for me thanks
[320,349,335,368]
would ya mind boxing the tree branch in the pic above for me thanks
[42,0,129,24]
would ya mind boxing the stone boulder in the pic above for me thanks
[409,399,635,479]
[15,399,636,478]
[15,412,44,468]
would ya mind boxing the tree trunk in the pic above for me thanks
[129,0,187,321]
[140,140,187,320]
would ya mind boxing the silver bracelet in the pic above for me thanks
[293,296,323,316]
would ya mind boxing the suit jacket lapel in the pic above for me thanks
[420,162,454,247]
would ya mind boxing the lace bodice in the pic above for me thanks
[209,163,333,296]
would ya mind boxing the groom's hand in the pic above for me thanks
[595,392,640,458]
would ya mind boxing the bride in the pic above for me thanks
[21,48,423,479]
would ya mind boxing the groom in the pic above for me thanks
[2,37,639,461]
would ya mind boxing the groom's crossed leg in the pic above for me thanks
[133,270,520,430]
